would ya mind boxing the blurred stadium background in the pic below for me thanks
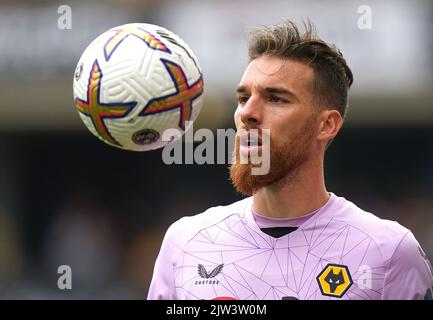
[0,0,432,298]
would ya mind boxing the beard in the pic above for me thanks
[229,116,317,196]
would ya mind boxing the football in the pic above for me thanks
[72,23,204,151]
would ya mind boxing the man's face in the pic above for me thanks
[230,55,319,195]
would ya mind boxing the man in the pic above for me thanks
[147,20,433,300]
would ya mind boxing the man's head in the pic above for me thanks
[230,20,353,196]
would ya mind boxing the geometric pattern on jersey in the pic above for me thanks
[175,213,386,300]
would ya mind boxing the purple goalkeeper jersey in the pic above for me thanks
[147,193,433,300]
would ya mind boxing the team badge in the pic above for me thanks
[317,263,353,298]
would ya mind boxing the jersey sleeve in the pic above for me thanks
[147,221,181,300]
[382,231,433,300]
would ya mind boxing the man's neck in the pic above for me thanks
[252,158,329,219]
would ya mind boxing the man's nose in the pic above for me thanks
[240,96,263,127]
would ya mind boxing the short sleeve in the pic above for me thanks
[147,221,180,300]
[382,231,433,300]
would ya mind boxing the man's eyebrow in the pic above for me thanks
[262,86,298,99]
[236,85,298,100]
[236,85,248,94]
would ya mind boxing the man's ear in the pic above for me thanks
[316,109,343,143]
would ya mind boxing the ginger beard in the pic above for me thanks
[229,115,317,196]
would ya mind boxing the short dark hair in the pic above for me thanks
[247,19,353,119]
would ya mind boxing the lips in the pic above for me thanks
[239,130,262,147]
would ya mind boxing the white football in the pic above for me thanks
[73,23,204,151]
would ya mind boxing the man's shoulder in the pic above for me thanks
[332,194,409,236]
[330,193,412,260]
[164,197,252,243]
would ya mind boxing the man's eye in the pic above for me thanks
[237,96,249,104]
[269,96,285,104]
